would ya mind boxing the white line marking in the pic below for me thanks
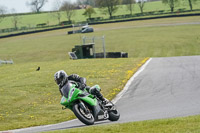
[112,58,152,104]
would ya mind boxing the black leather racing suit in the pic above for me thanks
[59,74,86,95]
[59,74,106,102]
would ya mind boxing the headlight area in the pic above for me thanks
[68,88,75,102]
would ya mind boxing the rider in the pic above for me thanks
[54,70,108,104]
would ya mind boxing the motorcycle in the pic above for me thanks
[60,81,120,125]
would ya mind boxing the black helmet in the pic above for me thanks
[54,70,68,87]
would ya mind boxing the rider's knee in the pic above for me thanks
[89,85,101,95]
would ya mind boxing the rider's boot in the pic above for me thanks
[95,92,109,105]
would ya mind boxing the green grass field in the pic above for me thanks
[0,1,200,29]
[0,16,200,131]
[0,58,147,131]
[49,115,200,133]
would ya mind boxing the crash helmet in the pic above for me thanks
[54,70,68,87]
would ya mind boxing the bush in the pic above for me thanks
[59,21,72,25]
[20,26,27,30]
[36,23,47,27]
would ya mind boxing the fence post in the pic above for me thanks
[102,36,106,58]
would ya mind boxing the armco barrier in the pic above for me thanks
[0,25,72,39]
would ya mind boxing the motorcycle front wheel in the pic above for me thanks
[72,103,94,125]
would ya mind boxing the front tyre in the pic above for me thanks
[72,103,94,125]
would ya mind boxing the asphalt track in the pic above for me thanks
[7,56,200,133]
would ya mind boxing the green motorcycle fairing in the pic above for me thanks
[60,82,98,110]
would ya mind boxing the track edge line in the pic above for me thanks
[112,58,152,104]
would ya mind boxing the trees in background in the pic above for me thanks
[137,0,146,14]
[11,9,21,29]
[60,1,76,22]
[187,0,198,11]
[162,0,179,13]
[0,5,7,23]
[1,0,200,31]
[96,0,122,18]
[124,0,136,15]
[27,0,48,13]
[52,0,62,25]
[83,6,96,19]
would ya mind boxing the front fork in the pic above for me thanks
[62,100,91,113]
[78,100,90,114]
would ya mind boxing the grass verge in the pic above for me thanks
[48,115,200,133]
[1,16,200,63]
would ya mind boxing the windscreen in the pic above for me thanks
[61,83,72,98]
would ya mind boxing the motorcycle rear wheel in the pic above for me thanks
[73,103,95,125]
[108,109,120,121]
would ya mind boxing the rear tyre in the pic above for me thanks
[108,109,120,121]
[72,103,94,125]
